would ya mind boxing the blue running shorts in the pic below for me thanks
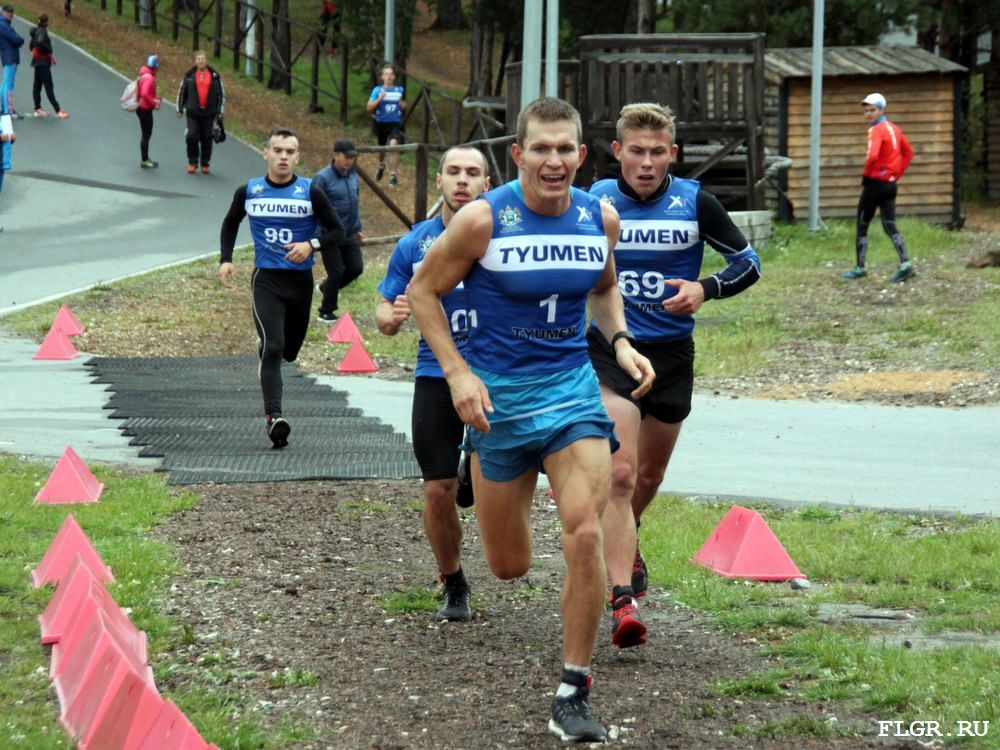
[465,362,618,482]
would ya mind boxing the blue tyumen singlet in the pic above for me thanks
[589,175,704,341]
[465,181,608,375]
[377,216,472,379]
[369,85,404,123]
[245,176,318,271]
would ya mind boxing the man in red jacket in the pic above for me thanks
[842,93,915,283]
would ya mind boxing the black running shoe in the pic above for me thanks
[549,687,607,743]
[375,162,385,181]
[266,415,290,449]
[631,545,648,598]
[455,452,474,508]
[436,579,472,622]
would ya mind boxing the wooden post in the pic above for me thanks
[233,0,241,71]
[339,42,349,122]
[414,145,428,222]
[214,0,223,58]
[309,35,320,113]
[171,0,179,40]
[192,0,200,49]
[451,99,462,145]
[256,16,264,83]
[116,0,122,16]
[149,0,157,32]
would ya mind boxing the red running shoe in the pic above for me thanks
[611,593,646,648]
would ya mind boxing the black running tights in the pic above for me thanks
[855,177,909,267]
[136,108,154,161]
[251,267,314,417]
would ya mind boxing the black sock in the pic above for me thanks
[442,568,466,588]
[611,585,634,604]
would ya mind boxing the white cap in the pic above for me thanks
[862,92,886,110]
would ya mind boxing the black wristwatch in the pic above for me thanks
[611,330,636,347]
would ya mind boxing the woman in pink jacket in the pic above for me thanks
[136,54,162,168]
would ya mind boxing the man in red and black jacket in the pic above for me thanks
[842,92,916,283]
[176,50,225,174]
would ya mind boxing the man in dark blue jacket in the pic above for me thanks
[312,138,364,322]
[0,4,24,119]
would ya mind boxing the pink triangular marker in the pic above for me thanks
[137,700,213,750]
[691,505,805,581]
[326,311,363,343]
[39,556,102,644]
[31,514,115,588]
[35,446,104,504]
[337,340,379,373]
[53,305,85,336]
[33,325,80,360]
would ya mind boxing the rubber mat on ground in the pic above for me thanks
[85,355,421,484]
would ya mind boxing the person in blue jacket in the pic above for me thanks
[0,4,24,119]
[312,139,364,322]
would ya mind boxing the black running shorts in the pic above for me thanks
[587,327,694,424]
[375,121,405,146]
[411,376,464,481]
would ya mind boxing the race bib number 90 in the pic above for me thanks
[264,227,295,245]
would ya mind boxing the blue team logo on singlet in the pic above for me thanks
[250,183,265,196]
[666,195,688,212]
[576,206,594,225]
[417,234,437,259]
[599,193,616,207]
[498,205,522,232]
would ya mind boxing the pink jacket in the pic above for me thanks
[137,65,160,110]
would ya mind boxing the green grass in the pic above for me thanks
[0,455,312,749]
[695,215,1000,378]
[639,496,1000,743]
[381,586,439,615]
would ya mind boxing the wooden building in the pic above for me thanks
[765,46,967,225]
[505,34,768,209]
[986,60,1000,200]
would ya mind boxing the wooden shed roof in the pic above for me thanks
[765,45,967,80]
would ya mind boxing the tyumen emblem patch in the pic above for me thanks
[250,183,265,196]
[600,193,616,207]
[498,205,522,232]
[417,234,437,258]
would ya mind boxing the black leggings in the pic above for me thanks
[32,66,60,111]
[855,177,909,267]
[136,108,154,161]
[251,267,314,417]
[185,112,214,167]
[411,377,465,481]
[318,237,363,314]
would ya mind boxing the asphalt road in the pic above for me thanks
[0,16,263,314]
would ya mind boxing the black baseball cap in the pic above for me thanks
[333,139,356,156]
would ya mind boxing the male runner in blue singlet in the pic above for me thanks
[376,145,489,623]
[219,126,345,448]
[589,103,761,648]
[408,97,655,743]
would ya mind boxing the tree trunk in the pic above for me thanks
[469,5,482,95]
[637,0,655,33]
[267,0,291,91]
[494,34,514,98]
[432,0,464,30]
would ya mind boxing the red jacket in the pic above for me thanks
[137,65,160,110]
[863,117,913,182]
